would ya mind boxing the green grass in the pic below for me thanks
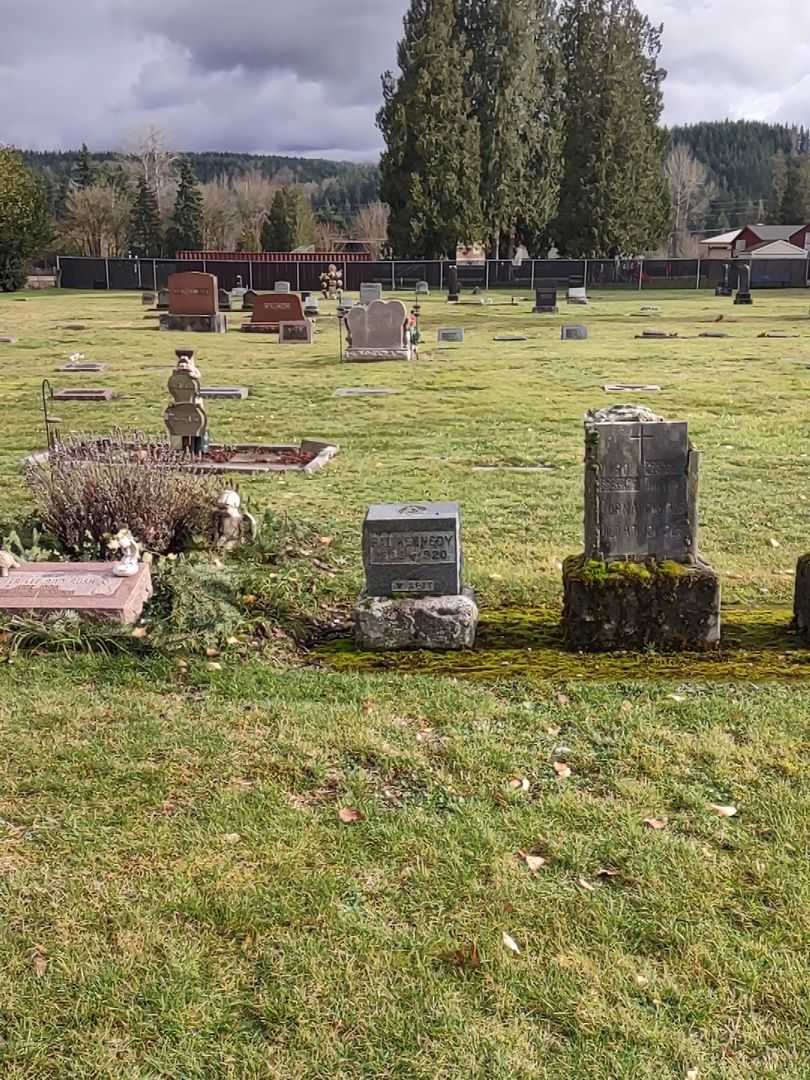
[0,287,810,1077]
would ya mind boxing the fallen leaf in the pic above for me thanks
[242,594,257,606]
[222,833,241,844]
[415,727,434,742]
[555,693,570,706]
[489,573,503,581]
[644,817,667,830]
[318,536,333,546]
[686,1070,699,1080]
[517,851,546,872]
[546,725,561,736]
[578,877,596,892]
[621,700,633,713]
[708,803,738,818]
[174,658,188,670]
[361,699,375,715]
[338,806,364,824]
[447,941,481,971]
[595,867,620,878]
[508,777,530,792]
[226,636,239,646]
[635,973,649,987]
[31,949,47,977]
[667,693,686,703]
[501,932,520,954]
[206,661,222,672]
[769,538,781,549]
[205,647,220,658]
[553,761,572,779]
[131,626,148,639]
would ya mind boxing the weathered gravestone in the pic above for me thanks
[155,289,170,310]
[561,325,588,340]
[59,362,105,372]
[447,265,460,302]
[164,350,209,453]
[242,289,258,311]
[715,263,733,298]
[360,282,383,304]
[567,286,588,305]
[303,296,320,317]
[734,264,753,305]
[437,327,464,344]
[218,288,232,311]
[160,272,227,333]
[274,281,291,293]
[562,404,720,651]
[416,280,430,295]
[354,502,478,650]
[533,287,558,314]
[279,320,313,344]
[242,293,306,333]
[345,300,412,362]
[51,387,114,401]
[0,562,152,624]
[142,292,156,306]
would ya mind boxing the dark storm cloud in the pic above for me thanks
[0,0,808,158]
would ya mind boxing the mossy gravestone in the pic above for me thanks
[563,404,720,651]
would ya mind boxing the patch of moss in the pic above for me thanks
[563,554,688,585]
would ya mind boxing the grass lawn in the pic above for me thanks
[0,287,809,1077]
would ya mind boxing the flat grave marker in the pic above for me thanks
[200,386,249,400]
[52,388,115,401]
[0,562,152,624]
[561,325,588,340]
[602,383,661,393]
[437,327,465,344]
[333,387,402,398]
[279,320,313,344]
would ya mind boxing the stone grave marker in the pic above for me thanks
[416,281,430,295]
[437,327,465,344]
[242,293,306,333]
[52,388,114,401]
[715,263,733,297]
[533,286,558,313]
[345,300,412,362]
[562,404,720,651]
[734,264,753,305]
[59,362,106,372]
[0,336,18,344]
[447,265,460,302]
[561,325,588,340]
[200,386,249,399]
[493,335,528,342]
[160,272,227,333]
[142,292,156,306]
[602,383,660,393]
[275,281,291,293]
[303,296,320,317]
[333,387,402,397]
[567,286,588,304]
[699,331,730,339]
[0,562,152,624]
[218,288,232,311]
[155,289,170,310]
[637,329,677,339]
[360,282,383,304]
[242,289,258,311]
[279,321,313,344]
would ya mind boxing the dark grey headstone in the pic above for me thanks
[363,502,462,597]
[360,282,383,304]
[584,407,698,563]
[561,325,588,340]
[437,327,464,344]
[533,287,558,313]
[218,288,232,311]
[493,335,528,342]
[415,281,430,295]
[200,386,249,399]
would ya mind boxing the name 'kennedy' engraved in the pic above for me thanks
[369,531,457,565]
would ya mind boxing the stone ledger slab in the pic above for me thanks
[354,587,479,650]
[200,386,249,399]
[0,562,153,625]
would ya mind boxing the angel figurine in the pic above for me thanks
[214,491,258,550]
[108,528,141,577]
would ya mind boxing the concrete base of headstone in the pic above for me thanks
[562,555,721,652]
[159,314,228,333]
[353,587,478,651]
[733,293,753,305]
[792,555,810,640]
[345,348,412,362]
[714,287,733,297]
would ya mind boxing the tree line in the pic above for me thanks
[378,0,670,259]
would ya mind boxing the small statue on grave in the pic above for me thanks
[164,350,209,455]
[320,264,343,300]
[214,490,258,550]
[0,551,21,578]
[108,528,141,577]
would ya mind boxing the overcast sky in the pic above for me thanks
[1,0,809,161]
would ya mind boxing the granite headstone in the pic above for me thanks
[363,502,462,596]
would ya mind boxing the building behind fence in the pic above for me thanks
[55,255,810,292]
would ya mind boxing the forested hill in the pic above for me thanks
[23,149,381,218]
[669,120,810,223]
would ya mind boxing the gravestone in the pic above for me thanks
[242,293,306,333]
[218,288,232,311]
[638,329,677,339]
[567,286,588,305]
[242,289,258,311]
[160,272,227,333]
[533,287,558,313]
[164,350,209,453]
[602,383,660,393]
[561,325,588,340]
[142,292,156,306]
[715,263,733,298]
[200,386,249,399]
[333,387,402,398]
[354,501,478,649]
[52,388,114,401]
[345,300,412,362]
[437,327,464,344]
[155,289,170,310]
[0,336,18,344]
[447,265,460,302]
[734,264,753,305]
[360,282,383,304]
[0,562,152,624]
[416,280,430,295]
[279,321,313,344]
[303,296,320,317]
[562,404,720,651]
[275,281,291,293]
[59,362,105,372]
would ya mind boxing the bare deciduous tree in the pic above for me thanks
[201,180,239,250]
[665,144,716,257]
[351,201,390,259]
[123,124,178,217]
[60,184,132,256]
[313,220,344,251]
[233,169,278,250]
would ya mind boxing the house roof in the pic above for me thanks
[700,229,742,246]
[746,239,809,257]
[747,224,808,242]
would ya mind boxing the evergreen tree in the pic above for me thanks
[128,177,163,257]
[72,143,95,190]
[781,159,810,222]
[554,0,670,256]
[377,0,482,258]
[457,0,561,257]
[262,187,315,251]
[166,159,204,255]
[0,148,50,291]
[770,151,788,222]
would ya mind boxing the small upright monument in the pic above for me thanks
[562,404,720,651]
[354,502,479,649]
[164,349,209,454]
[345,299,413,362]
[160,272,227,333]
[447,265,460,302]
[715,263,733,297]
[734,263,753,305]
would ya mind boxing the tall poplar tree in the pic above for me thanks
[166,159,204,255]
[377,0,482,258]
[555,0,670,256]
[128,177,162,257]
[262,187,315,251]
[457,0,561,257]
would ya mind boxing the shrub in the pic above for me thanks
[24,431,222,556]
